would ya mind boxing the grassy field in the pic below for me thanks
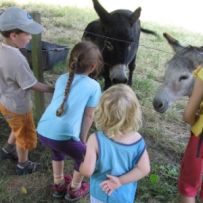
[1,1,203,203]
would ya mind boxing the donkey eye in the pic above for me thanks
[105,40,113,51]
[179,75,189,81]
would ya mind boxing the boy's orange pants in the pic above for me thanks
[0,103,37,150]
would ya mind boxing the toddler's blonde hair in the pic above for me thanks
[95,84,142,138]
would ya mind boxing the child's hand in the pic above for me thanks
[100,174,121,195]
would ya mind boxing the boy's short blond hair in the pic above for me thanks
[95,84,142,138]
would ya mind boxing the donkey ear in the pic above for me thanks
[163,33,184,53]
[92,0,111,24]
[129,7,141,26]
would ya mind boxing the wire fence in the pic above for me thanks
[68,28,174,55]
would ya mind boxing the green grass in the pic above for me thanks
[1,1,203,202]
[137,163,179,202]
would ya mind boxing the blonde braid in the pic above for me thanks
[56,69,75,117]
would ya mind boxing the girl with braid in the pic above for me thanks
[37,40,103,202]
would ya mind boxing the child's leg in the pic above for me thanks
[50,148,72,199]
[71,170,84,190]
[51,144,85,190]
[0,103,17,160]
[62,140,86,190]
[0,107,39,174]
[38,135,88,199]
[12,112,40,175]
[7,132,16,144]
[38,134,69,186]
[178,134,203,201]
[52,160,64,184]
[46,138,86,187]
[15,144,40,175]
[16,145,28,162]
[38,134,69,199]
[66,169,89,201]
[0,103,37,152]
[0,104,36,163]
[180,195,195,203]
[199,162,203,201]
[63,140,89,201]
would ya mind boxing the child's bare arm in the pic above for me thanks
[100,150,150,195]
[183,77,203,125]
[79,133,98,177]
[80,107,95,142]
[31,82,54,93]
[119,150,150,183]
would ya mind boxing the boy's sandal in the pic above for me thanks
[0,148,18,161]
[16,161,40,175]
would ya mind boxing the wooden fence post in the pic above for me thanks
[31,12,45,122]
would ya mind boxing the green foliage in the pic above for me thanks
[137,163,179,202]
[0,0,16,7]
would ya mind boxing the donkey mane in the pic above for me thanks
[183,45,203,53]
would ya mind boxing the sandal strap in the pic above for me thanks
[26,161,40,172]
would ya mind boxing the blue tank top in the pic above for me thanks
[90,131,146,203]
